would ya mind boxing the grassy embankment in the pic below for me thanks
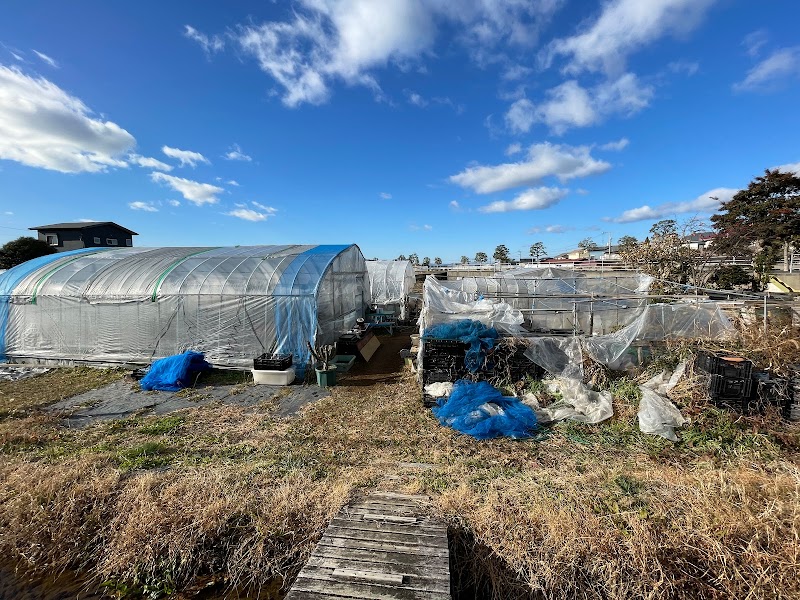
[0,324,799,599]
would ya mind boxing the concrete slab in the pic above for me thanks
[49,379,330,427]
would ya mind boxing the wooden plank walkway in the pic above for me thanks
[286,491,451,600]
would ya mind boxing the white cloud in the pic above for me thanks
[379,192,392,199]
[224,143,252,162]
[168,199,181,207]
[505,143,522,156]
[610,187,738,223]
[162,145,209,167]
[546,224,568,233]
[184,25,224,55]
[734,47,800,92]
[506,74,653,134]
[251,201,277,213]
[545,0,717,75]
[129,153,173,172]
[226,208,271,222]
[502,63,533,81]
[406,91,427,107]
[743,29,768,57]
[410,223,433,231]
[0,66,135,173]
[227,179,240,186]
[479,186,569,213]
[600,137,629,151]
[150,172,223,205]
[423,224,432,230]
[234,0,563,107]
[129,201,158,212]
[33,50,58,68]
[450,142,611,194]
[667,60,699,76]
[449,200,461,210]
[774,161,800,175]
[4,211,13,216]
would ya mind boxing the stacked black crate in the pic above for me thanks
[421,339,468,407]
[696,350,753,412]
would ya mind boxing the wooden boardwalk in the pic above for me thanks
[285,491,451,600]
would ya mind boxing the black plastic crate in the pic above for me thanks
[423,338,469,352]
[697,350,752,380]
[253,353,292,370]
[709,374,752,402]
[422,367,464,386]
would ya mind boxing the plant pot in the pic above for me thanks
[315,365,337,387]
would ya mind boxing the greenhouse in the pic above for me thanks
[0,245,367,369]
[366,259,415,319]
[436,266,653,335]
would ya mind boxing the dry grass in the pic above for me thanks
[0,328,799,599]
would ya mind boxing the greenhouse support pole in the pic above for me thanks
[763,294,768,335]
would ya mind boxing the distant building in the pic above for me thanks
[683,232,716,251]
[558,245,620,261]
[29,222,138,252]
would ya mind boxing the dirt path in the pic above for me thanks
[340,330,411,386]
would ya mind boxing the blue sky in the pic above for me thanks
[1,0,799,262]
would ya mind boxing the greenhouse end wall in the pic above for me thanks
[0,245,367,369]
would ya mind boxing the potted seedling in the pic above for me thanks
[308,342,337,387]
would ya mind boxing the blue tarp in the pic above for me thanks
[422,319,498,371]
[140,350,212,391]
[433,380,538,439]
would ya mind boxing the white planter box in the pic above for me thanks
[251,366,296,385]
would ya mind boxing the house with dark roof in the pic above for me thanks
[30,222,138,252]
[683,232,716,251]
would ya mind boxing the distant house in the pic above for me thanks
[683,232,716,251]
[558,245,620,261]
[29,222,138,252]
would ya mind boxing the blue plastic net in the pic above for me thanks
[432,380,538,439]
[422,319,498,371]
[140,350,212,391]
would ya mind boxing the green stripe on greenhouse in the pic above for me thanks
[150,247,222,301]
[31,249,111,305]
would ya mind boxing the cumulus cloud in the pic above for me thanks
[733,47,800,92]
[450,142,611,194]
[129,154,173,171]
[233,0,563,107]
[129,201,158,212]
[545,0,717,75]
[0,66,135,173]
[610,187,738,223]
[184,25,224,55]
[479,186,569,213]
[150,172,223,205]
[546,224,569,233]
[224,143,252,162]
[168,199,181,207]
[406,91,427,107]
[505,74,652,134]
[505,143,522,156]
[33,50,58,68]
[449,200,461,211]
[227,180,240,186]
[774,161,800,175]
[162,145,209,167]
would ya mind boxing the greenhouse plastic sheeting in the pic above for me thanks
[436,270,652,335]
[0,245,367,368]
[584,302,734,370]
[419,276,525,334]
[366,260,414,305]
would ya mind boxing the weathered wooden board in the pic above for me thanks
[285,491,451,600]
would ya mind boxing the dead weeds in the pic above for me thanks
[0,351,798,598]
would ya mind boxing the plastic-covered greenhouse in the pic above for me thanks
[366,260,415,318]
[435,266,653,335]
[0,245,367,368]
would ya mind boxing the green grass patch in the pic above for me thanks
[139,415,185,435]
[116,442,175,471]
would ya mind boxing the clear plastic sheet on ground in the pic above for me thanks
[433,380,538,439]
[424,381,453,398]
[522,378,613,424]
[637,360,689,441]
